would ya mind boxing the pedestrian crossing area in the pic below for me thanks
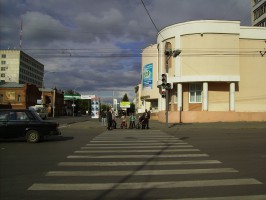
[28,130,266,199]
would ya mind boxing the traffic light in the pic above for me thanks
[161,90,166,98]
[162,73,172,90]
[161,73,167,89]
[165,82,173,90]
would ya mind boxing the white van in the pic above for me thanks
[29,105,48,120]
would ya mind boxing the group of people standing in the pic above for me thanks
[100,109,151,130]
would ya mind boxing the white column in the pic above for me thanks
[178,83,182,111]
[143,99,146,111]
[203,82,208,111]
[230,82,235,111]
[159,42,164,75]
[159,42,166,111]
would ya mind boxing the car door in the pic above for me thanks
[0,111,9,138]
[7,111,30,138]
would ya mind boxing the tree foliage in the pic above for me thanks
[64,89,80,95]
[122,93,129,101]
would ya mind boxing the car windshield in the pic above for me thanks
[0,111,8,121]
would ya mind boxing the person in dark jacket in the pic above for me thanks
[107,108,113,130]
[144,109,151,129]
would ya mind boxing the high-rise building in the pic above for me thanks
[251,0,266,26]
[0,50,44,87]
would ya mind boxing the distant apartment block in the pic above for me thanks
[0,50,44,87]
[252,0,266,26]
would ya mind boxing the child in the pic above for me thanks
[120,114,127,129]
[129,112,136,129]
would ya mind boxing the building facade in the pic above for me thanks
[252,0,266,26]
[139,20,266,123]
[0,50,44,87]
[0,82,41,109]
[138,44,160,118]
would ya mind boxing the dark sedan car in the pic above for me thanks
[0,109,61,143]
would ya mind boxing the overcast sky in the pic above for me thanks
[0,0,251,102]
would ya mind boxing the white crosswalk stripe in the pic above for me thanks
[86,142,188,146]
[67,153,209,159]
[28,178,261,190]
[74,149,200,153]
[46,168,238,176]
[58,160,222,166]
[81,145,194,149]
[27,130,266,199]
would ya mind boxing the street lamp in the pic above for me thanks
[72,86,81,117]
[42,71,55,104]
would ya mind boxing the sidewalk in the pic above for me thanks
[48,115,90,126]
[150,120,266,132]
[50,115,266,132]
[87,119,266,132]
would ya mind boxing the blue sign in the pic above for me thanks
[143,63,153,89]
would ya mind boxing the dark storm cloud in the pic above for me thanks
[0,0,251,101]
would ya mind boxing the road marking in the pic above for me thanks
[101,130,162,134]
[46,168,238,177]
[86,142,188,146]
[58,160,222,167]
[58,125,69,128]
[92,137,180,140]
[95,136,177,139]
[28,178,261,191]
[67,154,209,159]
[159,195,266,200]
[74,149,200,153]
[81,145,194,149]
[90,140,184,143]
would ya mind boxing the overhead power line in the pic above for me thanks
[140,0,165,40]
[5,48,263,58]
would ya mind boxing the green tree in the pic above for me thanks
[130,102,135,113]
[121,93,129,102]
[100,104,110,112]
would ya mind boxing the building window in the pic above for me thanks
[1,54,6,58]
[1,61,6,65]
[1,73,5,77]
[189,83,202,103]
[254,0,262,5]
[18,94,21,102]
[0,94,3,103]
[1,67,5,71]
[253,2,266,20]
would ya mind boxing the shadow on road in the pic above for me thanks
[0,136,74,143]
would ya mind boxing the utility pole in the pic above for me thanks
[53,88,55,118]
[163,49,181,128]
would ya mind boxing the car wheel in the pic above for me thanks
[26,130,40,143]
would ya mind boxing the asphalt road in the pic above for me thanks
[1,118,266,200]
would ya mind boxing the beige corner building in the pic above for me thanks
[139,20,266,123]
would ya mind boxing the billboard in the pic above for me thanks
[91,97,100,119]
[142,63,153,89]
[120,101,130,108]
[81,95,95,99]
[64,94,81,100]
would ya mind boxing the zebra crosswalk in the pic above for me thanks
[28,130,266,199]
